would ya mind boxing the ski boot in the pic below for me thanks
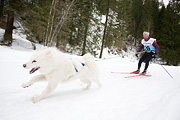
[132,69,140,74]
[141,70,147,75]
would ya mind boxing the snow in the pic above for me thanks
[0,45,180,120]
[163,0,170,6]
[158,0,170,6]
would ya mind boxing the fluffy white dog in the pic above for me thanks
[22,47,101,103]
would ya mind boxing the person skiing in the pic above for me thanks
[133,31,159,75]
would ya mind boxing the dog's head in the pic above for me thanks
[23,47,59,74]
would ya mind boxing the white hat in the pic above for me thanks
[143,31,150,36]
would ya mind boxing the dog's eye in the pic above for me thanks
[32,60,37,63]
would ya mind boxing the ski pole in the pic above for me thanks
[155,58,173,79]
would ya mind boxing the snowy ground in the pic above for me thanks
[0,46,180,120]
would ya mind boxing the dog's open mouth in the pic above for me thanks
[30,67,40,74]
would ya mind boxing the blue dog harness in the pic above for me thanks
[74,63,85,72]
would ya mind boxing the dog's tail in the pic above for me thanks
[83,54,101,88]
[82,54,99,72]
[82,54,95,64]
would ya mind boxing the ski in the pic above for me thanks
[111,71,152,78]
[124,74,144,78]
[111,71,134,74]
[124,74,152,78]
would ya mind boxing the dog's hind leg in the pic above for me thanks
[31,81,58,103]
[22,74,46,88]
[80,79,92,90]
[93,79,102,88]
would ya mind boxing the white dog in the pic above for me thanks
[22,47,101,103]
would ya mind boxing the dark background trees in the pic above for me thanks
[0,0,180,65]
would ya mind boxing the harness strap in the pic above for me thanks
[74,67,78,72]
[74,63,85,72]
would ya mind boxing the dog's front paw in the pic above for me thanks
[31,96,41,103]
[84,85,90,90]
[21,83,30,88]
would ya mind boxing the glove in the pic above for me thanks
[152,53,157,58]
[135,52,138,57]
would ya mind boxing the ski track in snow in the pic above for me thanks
[0,46,180,120]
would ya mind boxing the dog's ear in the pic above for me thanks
[39,47,47,51]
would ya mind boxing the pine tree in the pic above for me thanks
[98,0,133,58]
[81,0,94,56]
[151,0,159,38]
[130,0,143,46]
[117,0,133,44]
[158,1,180,65]
[98,0,110,58]
[19,0,52,45]
[66,0,101,56]
[3,0,17,46]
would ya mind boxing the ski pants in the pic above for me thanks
[138,52,153,71]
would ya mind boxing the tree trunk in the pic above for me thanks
[81,3,91,56]
[0,0,4,23]
[48,0,75,46]
[81,23,89,56]
[45,0,57,46]
[3,0,16,46]
[3,10,14,45]
[99,0,110,58]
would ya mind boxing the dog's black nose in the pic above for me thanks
[23,64,26,68]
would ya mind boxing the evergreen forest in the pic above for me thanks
[0,0,180,65]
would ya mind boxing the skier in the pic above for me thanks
[133,31,159,75]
